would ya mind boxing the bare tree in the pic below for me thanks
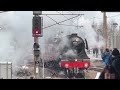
[107,19,117,35]
[95,19,117,39]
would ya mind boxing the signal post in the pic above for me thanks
[32,11,43,79]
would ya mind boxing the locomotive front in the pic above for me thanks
[60,34,91,78]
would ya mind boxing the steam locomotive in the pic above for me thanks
[44,33,91,78]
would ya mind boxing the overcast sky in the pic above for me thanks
[81,11,120,26]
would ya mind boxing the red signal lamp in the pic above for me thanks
[35,30,39,34]
[34,29,40,34]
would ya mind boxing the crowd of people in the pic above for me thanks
[99,48,120,79]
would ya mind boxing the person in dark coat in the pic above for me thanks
[110,48,120,79]
[95,48,99,58]
[93,48,95,56]
[108,48,120,66]
[112,56,120,79]
[100,47,104,54]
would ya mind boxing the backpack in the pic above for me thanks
[112,56,120,78]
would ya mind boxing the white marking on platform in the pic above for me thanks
[36,67,38,73]
[95,72,101,79]
[45,77,52,79]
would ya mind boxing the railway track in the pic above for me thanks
[44,68,68,79]
[86,65,105,79]
[44,68,86,79]
[89,58,104,75]
[43,65,105,79]
[41,65,104,79]
[88,66,104,72]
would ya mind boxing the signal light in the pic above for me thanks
[33,43,40,57]
[32,16,42,37]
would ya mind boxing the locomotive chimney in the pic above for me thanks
[71,33,77,36]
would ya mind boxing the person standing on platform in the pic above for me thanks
[102,48,111,66]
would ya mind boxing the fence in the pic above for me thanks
[0,62,12,79]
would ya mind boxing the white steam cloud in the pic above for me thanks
[0,11,33,66]
[74,16,104,48]
[0,11,105,66]
[64,50,77,57]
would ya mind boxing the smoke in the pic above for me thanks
[41,12,105,60]
[74,16,105,48]
[74,16,96,47]
[0,11,105,67]
[64,50,77,57]
[0,11,33,66]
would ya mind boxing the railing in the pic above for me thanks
[0,62,12,79]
